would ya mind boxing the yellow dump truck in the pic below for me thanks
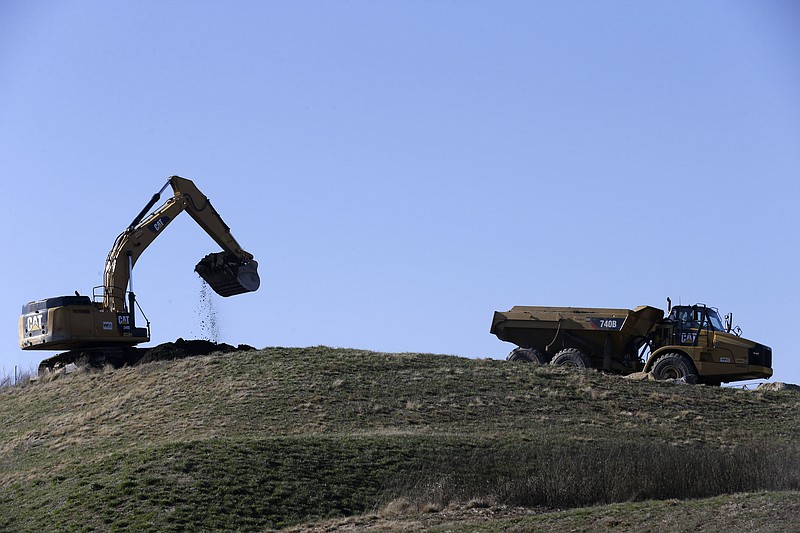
[490,302,772,385]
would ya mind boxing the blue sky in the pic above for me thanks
[2,1,798,385]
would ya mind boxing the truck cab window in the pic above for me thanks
[669,307,703,330]
[706,309,726,331]
[669,306,725,332]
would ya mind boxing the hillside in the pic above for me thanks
[1,346,799,531]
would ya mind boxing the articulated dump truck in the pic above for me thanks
[490,303,772,385]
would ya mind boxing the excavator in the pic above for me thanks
[18,175,260,373]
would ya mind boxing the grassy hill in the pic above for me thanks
[1,346,799,531]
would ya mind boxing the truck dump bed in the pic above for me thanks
[491,305,664,366]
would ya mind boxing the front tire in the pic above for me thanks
[507,347,549,364]
[550,348,591,369]
[651,352,698,383]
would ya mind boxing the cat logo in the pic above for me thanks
[116,313,133,334]
[148,215,171,234]
[26,314,43,332]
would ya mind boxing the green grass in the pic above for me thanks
[1,347,799,531]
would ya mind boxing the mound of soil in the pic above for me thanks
[133,338,256,366]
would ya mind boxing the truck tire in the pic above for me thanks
[550,348,591,369]
[507,347,549,364]
[651,352,698,383]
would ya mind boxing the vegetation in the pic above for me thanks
[0,366,33,389]
[1,347,798,531]
[294,491,800,532]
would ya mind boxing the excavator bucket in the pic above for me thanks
[195,252,260,297]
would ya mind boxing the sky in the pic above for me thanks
[1,1,798,385]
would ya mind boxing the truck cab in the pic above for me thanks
[647,304,772,384]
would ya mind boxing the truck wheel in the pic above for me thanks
[550,348,591,369]
[507,347,549,364]
[651,352,698,382]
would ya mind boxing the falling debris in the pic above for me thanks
[196,280,220,342]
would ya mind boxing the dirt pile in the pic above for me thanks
[134,338,255,365]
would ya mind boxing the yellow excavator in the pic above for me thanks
[18,175,260,373]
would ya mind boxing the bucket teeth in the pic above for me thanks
[195,252,260,297]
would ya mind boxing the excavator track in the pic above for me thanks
[36,339,256,376]
[37,346,144,375]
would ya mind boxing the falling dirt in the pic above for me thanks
[195,280,220,342]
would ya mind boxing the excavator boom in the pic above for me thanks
[103,175,259,311]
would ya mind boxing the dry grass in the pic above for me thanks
[291,491,800,532]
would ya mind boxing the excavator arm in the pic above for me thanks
[103,175,260,313]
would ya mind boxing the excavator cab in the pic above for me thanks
[195,252,260,297]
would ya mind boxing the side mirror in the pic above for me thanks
[725,313,733,333]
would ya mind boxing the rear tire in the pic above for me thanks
[550,348,591,369]
[507,347,549,364]
[651,352,698,383]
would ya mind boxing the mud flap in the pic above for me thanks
[195,252,260,297]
